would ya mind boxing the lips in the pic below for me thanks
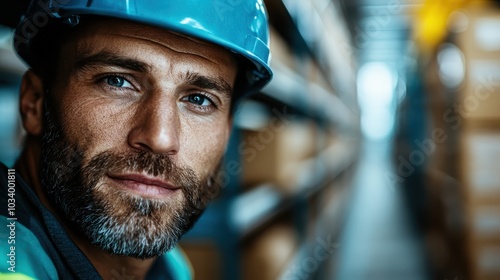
[107,173,180,197]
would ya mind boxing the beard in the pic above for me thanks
[39,107,223,259]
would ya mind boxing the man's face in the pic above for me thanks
[39,18,236,259]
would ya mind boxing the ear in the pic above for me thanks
[19,70,45,136]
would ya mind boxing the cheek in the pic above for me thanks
[180,118,230,174]
[58,95,130,155]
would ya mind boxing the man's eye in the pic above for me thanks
[104,76,133,89]
[187,94,213,107]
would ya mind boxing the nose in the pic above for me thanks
[127,99,180,155]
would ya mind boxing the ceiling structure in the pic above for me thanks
[338,0,424,69]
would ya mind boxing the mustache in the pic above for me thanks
[84,150,220,212]
[85,150,198,192]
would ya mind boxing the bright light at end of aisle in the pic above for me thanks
[357,62,397,140]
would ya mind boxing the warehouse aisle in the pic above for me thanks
[334,138,429,280]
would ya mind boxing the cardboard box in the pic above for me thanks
[460,59,500,121]
[460,130,500,201]
[459,130,500,279]
[269,26,295,71]
[471,206,500,242]
[180,241,222,280]
[471,245,500,280]
[241,119,320,192]
[242,223,297,280]
[453,6,500,121]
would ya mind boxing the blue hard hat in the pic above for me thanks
[14,0,272,96]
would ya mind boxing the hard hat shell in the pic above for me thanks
[14,0,272,97]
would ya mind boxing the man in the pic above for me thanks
[0,0,272,279]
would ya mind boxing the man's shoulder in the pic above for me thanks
[0,163,51,244]
[148,246,193,280]
[0,215,59,279]
[0,163,99,279]
[0,163,59,279]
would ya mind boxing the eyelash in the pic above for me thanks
[97,74,137,92]
[96,74,220,113]
[184,92,218,112]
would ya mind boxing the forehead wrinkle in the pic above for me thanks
[70,19,237,73]
[70,17,237,66]
[112,32,235,67]
[73,50,151,74]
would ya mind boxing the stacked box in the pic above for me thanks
[180,242,222,280]
[451,5,500,280]
[455,6,500,123]
[241,119,320,193]
[242,222,297,280]
[461,131,500,280]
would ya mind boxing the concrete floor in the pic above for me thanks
[333,139,430,280]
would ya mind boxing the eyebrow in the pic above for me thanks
[183,71,232,97]
[73,51,232,96]
[74,51,151,73]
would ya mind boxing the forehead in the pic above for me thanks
[63,17,237,69]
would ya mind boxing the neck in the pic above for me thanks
[72,236,156,280]
[15,138,156,280]
[16,136,50,209]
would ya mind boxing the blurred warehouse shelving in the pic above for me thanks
[5,0,500,280]
[179,0,361,279]
[0,23,26,166]
[395,1,500,280]
[0,1,361,279]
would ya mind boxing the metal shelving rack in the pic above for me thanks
[0,1,361,279]
[181,1,361,279]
